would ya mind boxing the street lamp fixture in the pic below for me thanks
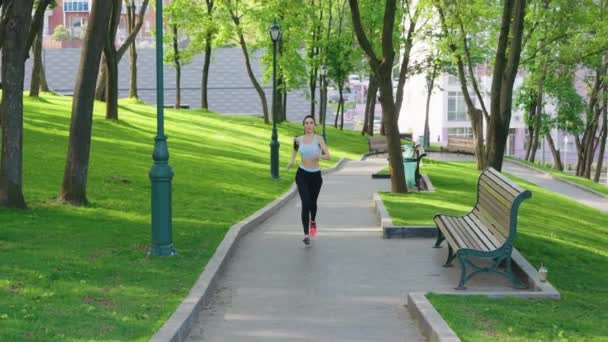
[320,64,328,144]
[148,0,175,256]
[269,21,281,179]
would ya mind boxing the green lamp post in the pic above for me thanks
[148,0,175,256]
[269,21,282,179]
[320,64,328,144]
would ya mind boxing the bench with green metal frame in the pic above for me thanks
[433,167,532,290]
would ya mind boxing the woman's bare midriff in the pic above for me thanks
[300,157,320,170]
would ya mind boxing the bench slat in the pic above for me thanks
[471,208,509,241]
[487,167,526,194]
[435,216,464,250]
[463,215,502,249]
[480,177,517,205]
[478,188,512,219]
[477,190,511,224]
[446,216,479,250]
[482,172,521,199]
[452,217,490,251]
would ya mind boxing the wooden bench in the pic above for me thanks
[368,136,388,154]
[433,167,532,289]
[447,136,475,154]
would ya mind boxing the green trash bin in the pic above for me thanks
[403,157,417,188]
[402,144,414,158]
[418,135,425,147]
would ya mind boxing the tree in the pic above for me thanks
[60,0,113,205]
[350,0,407,192]
[29,0,56,97]
[94,0,149,104]
[223,0,270,123]
[102,0,122,120]
[0,0,35,208]
[126,0,139,99]
[485,0,527,171]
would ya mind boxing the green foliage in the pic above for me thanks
[51,25,70,41]
[0,93,368,341]
[381,160,608,341]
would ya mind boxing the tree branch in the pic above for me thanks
[348,0,380,72]
[116,0,150,60]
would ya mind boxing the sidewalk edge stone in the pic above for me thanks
[408,292,461,342]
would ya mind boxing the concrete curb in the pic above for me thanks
[372,191,437,238]
[372,193,394,228]
[408,293,460,342]
[506,159,607,199]
[150,158,347,342]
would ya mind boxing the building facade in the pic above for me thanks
[43,0,158,49]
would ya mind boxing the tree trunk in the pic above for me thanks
[25,0,51,57]
[173,25,181,109]
[546,132,563,171]
[594,94,607,182]
[486,0,526,172]
[530,94,542,163]
[367,75,377,136]
[530,60,548,163]
[104,47,119,120]
[230,14,269,122]
[309,67,317,119]
[335,85,343,127]
[29,25,44,97]
[340,96,344,129]
[525,123,534,161]
[60,0,113,205]
[95,61,107,101]
[277,74,284,122]
[40,61,49,92]
[282,84,287,122]
[0,0,34,209]
[201,0,214,110]
[128,2,138,99]
[201,33,212,110]
[104,0,121,120]
[423,65,437,149]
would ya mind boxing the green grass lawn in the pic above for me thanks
[380,159,608,341]
[0,93,368,341]
[506,156,608,196]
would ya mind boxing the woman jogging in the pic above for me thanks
[287,115,330,245]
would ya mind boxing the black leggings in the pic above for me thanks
[295,167,323,235]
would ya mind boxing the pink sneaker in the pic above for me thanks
[310,221,317,237]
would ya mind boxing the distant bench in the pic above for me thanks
[368,136,388,154]
[433,167,532,289]
[447,136,475,154]
[367,133,414,154]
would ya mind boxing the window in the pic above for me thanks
[448,91,467,121]
[448,127,473,137]
[64,1,89,12]
[447,74,459,86]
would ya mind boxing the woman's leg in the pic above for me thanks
[295,169,312,235]
[309,172,323,222]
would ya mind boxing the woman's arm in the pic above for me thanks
[287,137,299,169]
[317,136,330,160]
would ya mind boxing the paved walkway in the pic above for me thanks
[185,154,606,341]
